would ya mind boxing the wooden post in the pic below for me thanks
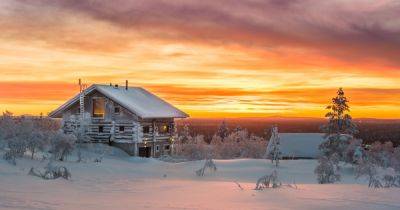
[152,120,156,157]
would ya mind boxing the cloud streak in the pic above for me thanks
[4,0,400,67]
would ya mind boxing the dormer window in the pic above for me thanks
[92,97,105,118]
[114,106,120,114]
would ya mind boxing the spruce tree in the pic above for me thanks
[320,88,357,159]
[315,88,357,184]
[216,120,229,141]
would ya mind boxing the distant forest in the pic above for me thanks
[176,118,400,146]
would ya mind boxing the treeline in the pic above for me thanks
[176,118,400,146]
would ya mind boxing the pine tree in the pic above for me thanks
[315,88,357,184]
[216,120,229,141]
[320,88,358,159]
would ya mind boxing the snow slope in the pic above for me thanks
[1,148,399,210]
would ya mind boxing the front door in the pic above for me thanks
[139,147,152,158]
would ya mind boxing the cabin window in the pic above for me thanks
[119,126,125,132]
[92,97,105,118]
[158,124,169,134]
[114,106,120,114]
[156,145,160,152]
[143,125,150,134]
[164,145,170,151]
[99,126,104,133]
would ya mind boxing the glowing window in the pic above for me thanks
[159,124,169,134]
[92,98,105,118]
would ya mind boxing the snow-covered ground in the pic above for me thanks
[1,146,400,210]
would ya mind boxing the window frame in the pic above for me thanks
[114,106,121,115]
[143,125,150,134]
[92,97,106,119]
[164,145,170,151]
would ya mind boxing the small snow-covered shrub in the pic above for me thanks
[3,150,17,165]
[315,155,341,184]
[196,159,217,176]
[255,170,281,190]
[28,161,71,180]
[382,169,398,188]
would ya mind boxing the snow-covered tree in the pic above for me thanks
[0,111,16,149]
[26,130,46,159]
[216,120,229,141]
[314,154,341,184]
[179,124,191,143]
[320,88,358,159]
[196,158,217,176]
[266,125,281,167]
[50,131,76,161]
[355,157,382,188]
[391,147,400,172]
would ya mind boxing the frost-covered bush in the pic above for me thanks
[314,155,341,184]
[382,168,399,188]
[1,112,59,164]
[50,131,76,161]
[174,135,212,160]
[355,157,379,187]
[29,161,71,180]
[255,170,281,190]
[173,126,266,160]
[209,129,266,159]
[344,138,363,164]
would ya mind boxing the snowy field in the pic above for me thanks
[1,147,400,210]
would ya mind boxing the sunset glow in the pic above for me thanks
[1,0,400,118]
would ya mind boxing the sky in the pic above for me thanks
[0,0,400,118]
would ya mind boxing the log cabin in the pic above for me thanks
[49,82,188,158]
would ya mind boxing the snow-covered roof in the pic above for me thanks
[268,133,326,159]
[49,84,189,119]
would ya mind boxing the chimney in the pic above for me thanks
[125,80,128,90]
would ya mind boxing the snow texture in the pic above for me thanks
[1,145,400,210]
